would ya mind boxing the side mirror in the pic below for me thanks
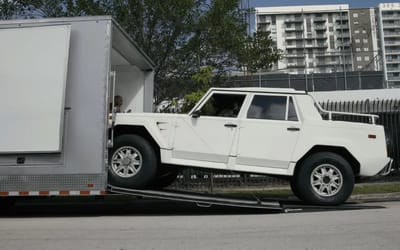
[191,110,201,118]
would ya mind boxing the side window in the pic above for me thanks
[198,93,246,118]
[247,95,299,121]
[288,97,299,121]
[247,95,287,120]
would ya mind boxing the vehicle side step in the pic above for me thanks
[107,185,283,211]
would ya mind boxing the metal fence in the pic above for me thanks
[172,98,400,190]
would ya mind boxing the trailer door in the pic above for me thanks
[0,25,71,153]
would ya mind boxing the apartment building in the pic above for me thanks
[377,3,400,87]
[255,4,353,74]
[349,8,380,71]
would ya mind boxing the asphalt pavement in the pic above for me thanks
[0,197,400,250]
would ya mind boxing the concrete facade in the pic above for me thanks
[255,5,352,74]
[377,3,400,87]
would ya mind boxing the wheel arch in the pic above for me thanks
[294,145,360,177]
[113,125,161,160]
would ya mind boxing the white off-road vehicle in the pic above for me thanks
[109,87,392,205]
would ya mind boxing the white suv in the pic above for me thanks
[109,88,392,205]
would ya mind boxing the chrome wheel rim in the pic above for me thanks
[311,164,343,197]
[111,146,142,178]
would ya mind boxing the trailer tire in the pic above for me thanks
[108,135,157,189]
[295,152,354,205]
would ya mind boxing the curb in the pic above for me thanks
[349,192,400,202]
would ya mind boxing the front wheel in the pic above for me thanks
[295,152,355,205]
[108,135,157,189]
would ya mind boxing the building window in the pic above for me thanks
[364,47,369,52]
[355,30,360,34]
[362,29,367,34]
[358,65,363,69]
[356,48,361,52]
[357,56,362,61]
[354,21,359,25]
[353,13,359,18]
[355,39,361,43]
[365,56,370,61]
[363,39,368,43]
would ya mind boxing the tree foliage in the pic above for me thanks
[1,0,281,104]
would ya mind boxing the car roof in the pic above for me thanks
[209,87,307,95]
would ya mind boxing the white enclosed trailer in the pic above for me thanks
[0,16,283,211]
[0,16,155,197]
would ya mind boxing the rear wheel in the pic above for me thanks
[108,135,157,189]
[295,152,355,205]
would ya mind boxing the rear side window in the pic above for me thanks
[198,93,246,118]
[247,95,298,121]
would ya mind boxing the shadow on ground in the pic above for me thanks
[0,195,386,218]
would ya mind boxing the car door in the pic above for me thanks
[235,94,301,170]
[172,92,247,166]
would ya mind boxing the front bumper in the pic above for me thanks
[378,158,394,176]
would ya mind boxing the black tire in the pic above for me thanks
[108,135,157,189]
[152,166,180,189]
[289,179,302,200]
[295,152,355,205]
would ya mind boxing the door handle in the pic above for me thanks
[224,123,237,128]
[287,127,300,131]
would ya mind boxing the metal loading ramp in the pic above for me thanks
[108,185,284,211]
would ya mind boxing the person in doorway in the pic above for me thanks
[114,95,123,113]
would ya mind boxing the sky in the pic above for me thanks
[250,0,384,8]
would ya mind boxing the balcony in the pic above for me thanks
[385,41,400,46]
[285,26,304,31]
[384,32,400,37]
[314,25,327,31]
[285,18,303,23]
[337,32,350,38]
[387,59,400,64]
[286,43,303,49]
[316,54,340,58]
[315,34,328,40]
[305,42,328,48]
[313,17,326,23]
[287,62,305,68]
[386,50,400,55]
[335,24,349,30]
[286,35,303,40]
[317,61,340,66]
[387,67,400,72]
[285,54,305,58]
[382,15,400,20]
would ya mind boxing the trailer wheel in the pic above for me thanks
[295,152,354,205]
[108,135,157,189]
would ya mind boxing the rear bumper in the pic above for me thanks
[378,158,394,176]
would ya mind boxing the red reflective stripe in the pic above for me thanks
[39,191,50,196]
[80,191,90,195]
[100,191,107,195]
[59,190,70,195]
[0,192,9,196]
[19,191,29,196]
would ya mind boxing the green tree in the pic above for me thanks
[3,0,280,104]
